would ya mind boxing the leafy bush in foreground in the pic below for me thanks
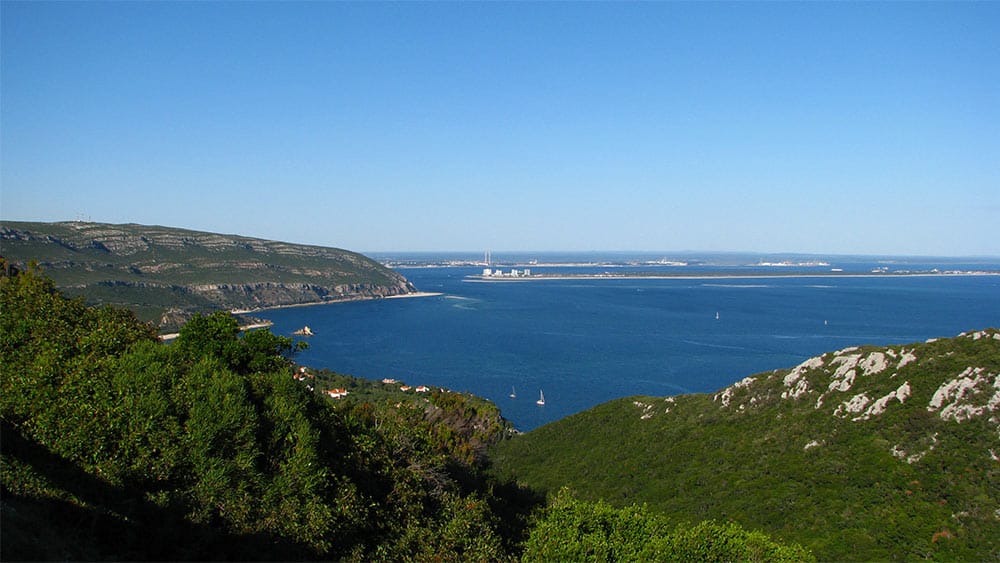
[0,263,520,560]
[523,489,814,562]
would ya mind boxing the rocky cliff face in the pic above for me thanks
[1,221,418,328]
[189,280,416,310]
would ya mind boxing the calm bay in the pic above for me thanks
[250,255,1000,431]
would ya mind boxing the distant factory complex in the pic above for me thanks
[482,267,532,278]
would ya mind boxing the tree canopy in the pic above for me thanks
[2,262,808,561]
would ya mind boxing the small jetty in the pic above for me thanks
[293,325,314,336]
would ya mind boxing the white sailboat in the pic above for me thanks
[510,386,516,399]
[536,390,545,406]
[715,311,720,320]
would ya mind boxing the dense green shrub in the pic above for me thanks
[1,265,522,560]
[523,489,813,562]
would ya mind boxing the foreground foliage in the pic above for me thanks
[523,489,813,562]
[1,263,524,560]
[1,262,807,561]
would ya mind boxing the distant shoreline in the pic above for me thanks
[231,291,444,314]
[159,291,444,340]
[466,271,1000,282]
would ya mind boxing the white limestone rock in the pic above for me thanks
[834,393,871,418]
[852,381,912,421]
[784,356,823,387]
[633,400,656,420]
[896,349,918,370]
[860,351,890,376]
[829,353,862,391]
[716,377,758,409]
[782,377,811,400]
[928,367,1000,423]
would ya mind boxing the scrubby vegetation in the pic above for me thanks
[492,328,1000,561]
[1,262,521,560]
[2,261,803,560]
[523,489,813,562]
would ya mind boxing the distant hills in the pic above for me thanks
[491,329,1000,561]
[0,221,416,329]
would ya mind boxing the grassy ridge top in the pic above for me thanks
[491,330,1000,560]
[1,221,415,326]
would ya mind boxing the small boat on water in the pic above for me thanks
[536,390,545,406]
[293,326,314,336]
[510,386,516,399]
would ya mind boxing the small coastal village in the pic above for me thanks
[293,366,434,401]
[285,323,450,403]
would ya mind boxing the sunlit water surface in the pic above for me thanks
[251,257,1000,431]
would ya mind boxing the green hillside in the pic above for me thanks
[492,331,1000,561]
[0,263,525,560]
[1,262,808,561]
[0,221,415,329]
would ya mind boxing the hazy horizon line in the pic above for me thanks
[4,218,997,261]
[364,250,1000,260]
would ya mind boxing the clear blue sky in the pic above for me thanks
[2,2,998,255]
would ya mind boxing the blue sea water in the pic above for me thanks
[250,255,1000,431]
